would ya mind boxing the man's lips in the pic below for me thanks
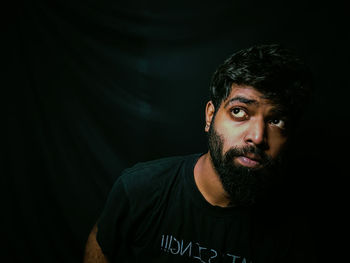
[236,155,261,168]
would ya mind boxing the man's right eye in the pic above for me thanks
[231,108,247,119]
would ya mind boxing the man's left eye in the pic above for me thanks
[270,119,285,128]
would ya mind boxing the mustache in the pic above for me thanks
[224,145,272,166]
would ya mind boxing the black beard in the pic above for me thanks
[208,124,282,207]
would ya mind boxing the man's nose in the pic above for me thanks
[244,118,268,148]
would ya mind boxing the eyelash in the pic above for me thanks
[230,107,286,129]
[231,107,248,119]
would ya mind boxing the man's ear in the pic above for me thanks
[205,101,215,132]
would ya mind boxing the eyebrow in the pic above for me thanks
[268,107,288,117]
[224,96,259,108]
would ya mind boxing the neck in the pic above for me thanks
[194,152,232,207]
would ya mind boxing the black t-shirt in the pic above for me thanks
[96,153,315,263]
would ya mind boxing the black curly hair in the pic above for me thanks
[209,44,313,124]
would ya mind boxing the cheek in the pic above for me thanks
[216,122,246,151]
[267,134,288,158]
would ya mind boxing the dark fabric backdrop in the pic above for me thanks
[4,0,348,262]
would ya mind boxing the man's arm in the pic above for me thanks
[83,224,109,263]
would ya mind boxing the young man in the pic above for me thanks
[84,44,315,263]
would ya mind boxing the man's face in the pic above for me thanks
[206,84,289,206]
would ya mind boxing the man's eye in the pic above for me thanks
[231,108,246,118]
[270,119,285,128]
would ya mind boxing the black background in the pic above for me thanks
[4,0,348,262]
